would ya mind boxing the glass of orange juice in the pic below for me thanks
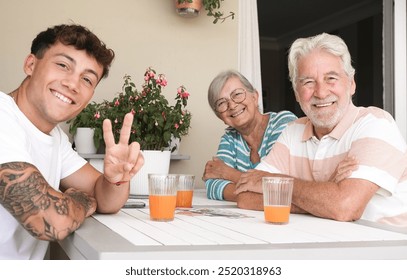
[148,174,178,221]
[176,174,195,208]
[262,177,293,225]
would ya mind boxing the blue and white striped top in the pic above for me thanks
[205,110,297,200]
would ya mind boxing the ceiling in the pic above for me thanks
[257,0,382,48]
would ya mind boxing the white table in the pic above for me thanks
[58,190,407,260]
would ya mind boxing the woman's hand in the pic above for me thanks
[202,157,241,182]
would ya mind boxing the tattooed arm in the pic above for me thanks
[0,162,97,241]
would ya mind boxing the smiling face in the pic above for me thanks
[20,42,103,133]
[294,49,356,138]
[216,76,260,131]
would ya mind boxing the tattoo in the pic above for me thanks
[0,162,85,241]
[65,190,93,215]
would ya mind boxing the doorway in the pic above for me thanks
[257,0,383,117]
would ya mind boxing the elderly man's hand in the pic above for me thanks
[329,156,359,183]
[235,169,273,194]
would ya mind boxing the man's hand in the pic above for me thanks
[235,169,275,194]
[102,112,144,184]
[329,156,359,183]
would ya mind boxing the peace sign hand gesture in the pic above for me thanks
[102,112,144,184]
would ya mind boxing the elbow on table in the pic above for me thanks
[23,217,79,242]
[97,204,122,214]
[331,200,364,222]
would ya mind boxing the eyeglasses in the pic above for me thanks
[214,88,247,113]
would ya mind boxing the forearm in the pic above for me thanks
[237,191,307,213]
[292,179,343,219]
[94,174,130,213]
[223,168,242,183]
[236,192,263,211]
[290,203,308,214]
[292,178,376,221]
[223,183,237,201]
[0,162,96,241]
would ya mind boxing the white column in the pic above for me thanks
[394,0,407,140]
[238,0,263,112]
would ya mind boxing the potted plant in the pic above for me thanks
[175,0,235,24]
[102,67,192,195]
[68,101,105,154]
[103,67,191,151]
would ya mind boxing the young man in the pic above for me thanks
[235,33,407,227]
[0,24,144,259]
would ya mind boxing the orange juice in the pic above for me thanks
[176,190,193,208]
[264,205,291,224]
[149,195,177,221]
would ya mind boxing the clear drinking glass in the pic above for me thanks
[148,174,178,221]
[176,174,195,208]
[262,177,294,224]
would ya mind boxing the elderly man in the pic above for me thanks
[235,33,407,227]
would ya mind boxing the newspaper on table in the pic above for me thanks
[176,208,254,219]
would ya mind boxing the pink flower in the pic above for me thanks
[94,111,100,119]
[144,69,154,81]
[157,74,168,87]
[177,86,190,99]
[174,123,179,129]
[114,100,120,106]
[181,91,190,99]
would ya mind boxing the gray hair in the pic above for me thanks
[208,70,255,114]
[288,33,355,91]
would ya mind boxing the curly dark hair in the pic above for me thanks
[30,24,115,79]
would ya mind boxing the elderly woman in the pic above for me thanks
[203,70,297,201]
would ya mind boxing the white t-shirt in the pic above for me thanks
[0,92,86,259]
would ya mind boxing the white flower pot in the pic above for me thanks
[130,150,171,196]
[74,127,97,154]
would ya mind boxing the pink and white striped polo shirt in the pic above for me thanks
[257,103,407,226]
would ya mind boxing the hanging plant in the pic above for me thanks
[176,0,235,24]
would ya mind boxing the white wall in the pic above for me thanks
[0,0,239,189]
